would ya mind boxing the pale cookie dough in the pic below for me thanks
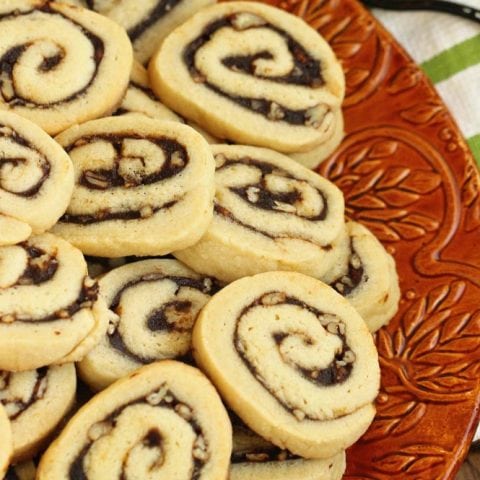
[193,271,380,459]
[330,221,401,332]
[116,62,218,143]
[0,111,74,244]
[78,259,218,391]
[175,144,348,283]
[150,2,345,152]
[37,361,232,480]
[52,116,216,257]
[0,404,12,479]
[0,233,108,371]
[230,420,346,480]
[0,0,133,135]
[290,109,344,169]
[0,365,76,462]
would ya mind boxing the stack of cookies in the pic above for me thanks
[0,1,401,479]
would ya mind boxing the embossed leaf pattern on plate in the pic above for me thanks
[259,0,480,478]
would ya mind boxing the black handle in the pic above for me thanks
[361,0,480,23]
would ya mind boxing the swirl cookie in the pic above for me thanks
[290,109,345,169]
[150,2,345,152]
[231,422,346,480]
[330,221,401,332]
[78,259,218,391]
[37,361,232,480]
[52,116,216,257]
[0,0,133,135]
[175,144,348,283]
[0,233,108,371]
[0,111,74,245]
[0,404,12,479]
[193,271,380,458]
[0,364,76,462]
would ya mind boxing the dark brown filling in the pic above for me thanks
[60,133,189,225]
[220,157,327,221]
[8,277,98,324]
[0,124,51,197]
[107,274,218,364]
[0,368,48,421]
[4,468,20,480]
[183,15,324,125]
[128,0,183,44]
[233,292,353,419]
[69,386,207,480]
[0,3,104,108]
[330,247,366,297]
[15,244,58,285]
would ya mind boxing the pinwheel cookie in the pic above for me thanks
[0,111,74,246]
[0,404,12,479]
[175,144,348,283]
[231,420,346,480]
[330,221,401,332]
[150,2,345,152]
[79,259,218,390]
[193,271,380,458]
[0,0,132,135]
[52,116,216,257]
[0,233,107,371]
[0,365,76,462]
[37,361,232,480]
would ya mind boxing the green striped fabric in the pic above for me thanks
[373,7,480,167]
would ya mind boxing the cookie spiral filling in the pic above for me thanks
[37,362,232,480]
[0,1,132,134]
[53,116,215,257]
[150,2,345,152]
[60,133,188,225]
[0,234,107,371]
[193,271,380,458]
[175,145,347,283]
[0,111,74,243]
[0,364,76,462]
[78,260,219,390]
[183,14,327,126]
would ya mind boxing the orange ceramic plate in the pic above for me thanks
[257,0,480,478]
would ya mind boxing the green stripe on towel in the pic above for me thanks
[467,134,480,167]
[421,33,480,83]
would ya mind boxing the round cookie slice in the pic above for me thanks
[78,259,219,391]
[37,361,232,480]
[0,233,108,372]
[0,404,12,479]
[175,144,348,283]
[52,116,216,257]
[0,365,76,462]
[0,1,133,135]
[150,2,345,153]
[193,271,380,459]
[231,420,346,480]
[329,221,401,332]
[0,111,74,245]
